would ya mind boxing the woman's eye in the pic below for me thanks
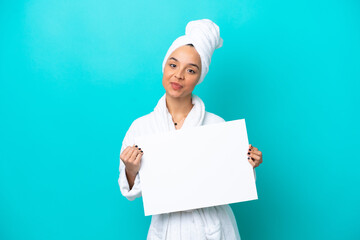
[169,64,176,68]
[188,69,196,74]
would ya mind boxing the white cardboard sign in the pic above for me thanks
[135,119,258,216]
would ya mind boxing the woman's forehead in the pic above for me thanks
[168,45,201,64]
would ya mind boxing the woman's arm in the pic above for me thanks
[118,123,143,201]
[126,169,137,190]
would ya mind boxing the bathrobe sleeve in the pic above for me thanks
[118,122,142,201]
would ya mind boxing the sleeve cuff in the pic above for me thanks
[118,165,142,201]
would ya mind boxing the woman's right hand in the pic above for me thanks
[120,144,143,177]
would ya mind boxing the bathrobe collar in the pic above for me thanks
[152,93,205,132]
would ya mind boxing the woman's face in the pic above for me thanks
[162,45,202,99]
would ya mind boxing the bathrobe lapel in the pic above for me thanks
[151,93,205,132]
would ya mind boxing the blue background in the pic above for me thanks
[1,0,359,239]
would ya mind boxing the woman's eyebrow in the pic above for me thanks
[169,57,200,70]
[169,57,178,62]
[189,63,200,70]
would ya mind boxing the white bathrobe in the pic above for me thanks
[118,93,255,240]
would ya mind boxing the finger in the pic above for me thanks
[257,152,263,164]
[250,153,261,167]
[249,151,260,166]
[130,147,141,162]
[134,151,144,164]
[249,153,261,162]
[120,147,131,160]
[125,146,137,160]
[248,157,255,167]
[251,150,263,165]
[255,156,262,166]
[254,157,263,167]
[120,148,128,159]
[252,149,262,157]
[248,144,256,155]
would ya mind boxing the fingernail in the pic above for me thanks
[135,145,138,148]
[249,149,251,151]
[247,152,250,155]
[248,157,250,159]
[139,148,141,150]
[141,150,143,153]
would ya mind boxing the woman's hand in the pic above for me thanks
[247,144,262,168]
[120,144,144,177]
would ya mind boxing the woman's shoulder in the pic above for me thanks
[204,111,226,125]
[127,112,153,131]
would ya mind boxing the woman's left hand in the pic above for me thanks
[247,144,263,168]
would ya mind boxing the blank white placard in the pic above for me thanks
[134,119,258,216]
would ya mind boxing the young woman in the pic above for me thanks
[118,19,263,240]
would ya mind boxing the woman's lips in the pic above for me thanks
[171,82,183,90]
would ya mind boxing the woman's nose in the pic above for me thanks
[175,69,185,80]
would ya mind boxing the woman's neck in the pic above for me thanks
[165,93,194,121]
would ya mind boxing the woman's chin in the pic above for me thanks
[166,89,185,98]
[167,91,180,98]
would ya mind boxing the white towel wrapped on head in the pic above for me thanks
[162,19,223,85]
